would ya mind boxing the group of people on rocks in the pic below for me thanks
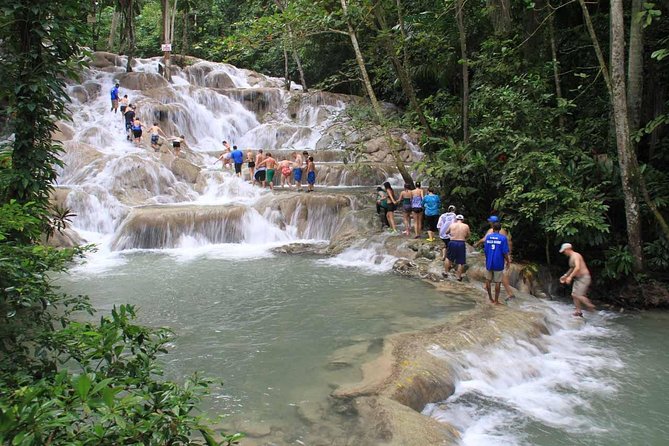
[376,182,596,316]
[111,82,184,155]
[215,141,317,191]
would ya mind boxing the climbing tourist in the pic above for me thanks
[559,243,596,317]
[411,181,425,238]
[483,222,511,305]
[398,184,413,236]
[376,186,390,229]
[383,182,398,233]
[444,214,470,281]
[475,215,516,301]
[215,141,233,170]
[437,205,457,262]
[278,158,294,188]
[254,149,267,187]
[231,145,244,177]
[172,135,185,157]
[119,95,129,116]
[293,151,304,190]
[422,188,441,241]
[130,118,143,146]
[257,152,277,190]
[110,82,120,113]
[148,122,168,152]
[124,105,136,140]
[247,151,255,182]
[306,156,316,192]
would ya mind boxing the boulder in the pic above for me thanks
[52,121,75,142]
[205,71,236,89]
[42,228,85,248]
[83,81,102,99]
[89,51,124,69]
[171,158,201,184]
[69,86,89,104]
[116,72,169,91]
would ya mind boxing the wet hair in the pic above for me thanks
[222,140,228,144]
[492,222,502,231]
[302,151,308,155]
[123,94,128,98]
[259,149,263,153]
[383,182,393,191]
[403,183,411,189]
[179,135,184,139]
[115,83,119,87]
[308,156,314,162]
[416,181,421,188]
[448,205,456,212]
[376,186,383,192]
[267,152,272,157]
[428,187,435,194]
[153,122,158,126]
[233,145,237,150]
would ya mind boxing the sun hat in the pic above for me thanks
[456,214,464,220]
[559,243,573,253]
[487,215,500,223]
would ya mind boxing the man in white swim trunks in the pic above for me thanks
[559,243,596,317]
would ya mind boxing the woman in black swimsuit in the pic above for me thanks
[383,181,398,233]
[246,151,255,181]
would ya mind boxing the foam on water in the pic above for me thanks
[319,240,397,274]
[423,300,624,445]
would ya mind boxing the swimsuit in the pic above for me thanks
[447,240,467,265]
[151,134,159,144]
[402,197,412,212]
[411,195,423,213]
[266,168,275,183]
[307,171,315,185]
[172,140,181,148]
[293,167,303,182]
[131,125,142,138]
[254,168,266,182]
[248,161,255,168]
[281,165,291,177]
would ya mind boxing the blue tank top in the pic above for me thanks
[411,195,423,208]
[131,124,141,131]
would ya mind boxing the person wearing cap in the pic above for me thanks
[483,222,511,305]
[437,205,457,261]
[444,214,470,281]
[110,82,120,113]
[559,243,596,316]
[475,215,515,300]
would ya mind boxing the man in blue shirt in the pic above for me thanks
[110,83,120,113]
[484,222,510,305]
[231,145,244,177]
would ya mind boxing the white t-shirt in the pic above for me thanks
[437,212,456,240]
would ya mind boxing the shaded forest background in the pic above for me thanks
[88,0,669,291]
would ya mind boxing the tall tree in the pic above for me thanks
[627,0,644,132]
[161,0,178,81]
[273,0,308,91]
[118,0,137,72]
[455,0,469,145]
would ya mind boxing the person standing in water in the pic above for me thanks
[246,151,255,182]
[398,184,413,236]
[148,122,168,152]
[475,215,516,301]
[484,222,511,305]
[254,149,267,187]
[231,145,244,177]
[278,158,294,188]
[130,118,144,146]
[559,243,596,317]
[306,156,316,192]
[172,135,184,157]
[376,186,390,229]
[437,205,457,262]
[119,95,129,117]
[411,181,425,238]
[383,182,398,233]
[110,82,120,113]
[293,151,304,190]
[257,152,277,189]
[216,141,233,170]
[124,105,136,140]
[445,214,470,281]
[422,188,441,242]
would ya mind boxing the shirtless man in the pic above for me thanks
[293,151,304,190]
[254,149,266,187]
[559,243,596,317]
[257,152,277,190]
[277,158,294,188]
[445,214,470,281]
[215,141,232,170]
[475,216,515,301]
[148,122,168,152]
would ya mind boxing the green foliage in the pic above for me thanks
[598,245,636,280]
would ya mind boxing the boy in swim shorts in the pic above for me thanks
[306,156,316,192]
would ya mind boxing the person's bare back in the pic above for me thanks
[447,221,470,241]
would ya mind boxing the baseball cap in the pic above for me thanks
[456,214,464,220]
[487,215,499,223]
[448,205,456,212]
[559,243,572,253]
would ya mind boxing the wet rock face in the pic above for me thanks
[170,158,201,184]
[88,52,124,69]
[116,72,169,91]
[205,71,235,89]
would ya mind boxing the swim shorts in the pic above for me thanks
[248,161,255,168]
[234,163,243,174]
[572,275,591,296]
[120,105,127,113]
[132,129,142,138]
[386,202,397,212]
[447,240,466,265]
[266,169,275,184]
[282,166,291,177]
[151,134,159,144]
[425,214,439,232]
[412,207,423,214]
[255,169,266,182]
[485,270,503,283]
[172,141,181,148]
[307,171,315,185]
[294,168,303,182]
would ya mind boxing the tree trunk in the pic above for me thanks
[290,42,307,91]
[373,4,432,136]
[340,0,413,186]
[161,0,178,82]
[283,46,290,91]
[455,0,469,145]
[610,0,643,271]
[486,0,511,35]
[577,0,612,92]
[627,0,644,132]
[181,11,189,55]
[108,10,120,51]
[548,8,565,129]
